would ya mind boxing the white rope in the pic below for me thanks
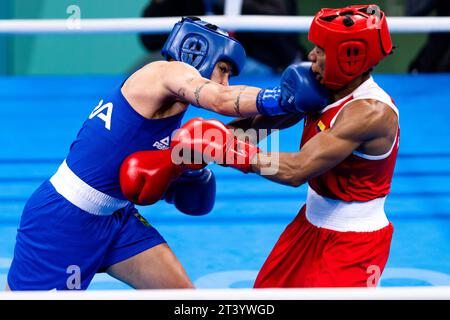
[0,16,450,34]
[1,287,450,300]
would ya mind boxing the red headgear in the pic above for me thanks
[308,4,393,90]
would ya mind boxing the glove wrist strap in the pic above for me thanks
[256,87,287,116]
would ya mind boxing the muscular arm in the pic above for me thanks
[163,61,261,117]
[251,100,398,187]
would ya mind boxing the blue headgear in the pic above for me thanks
[161,17,246,79]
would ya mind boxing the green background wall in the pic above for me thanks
[0,1,11,75]
[6,0,150,75]
[0,0,430,75]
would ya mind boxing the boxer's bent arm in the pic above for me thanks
[252,130,360,186]
[163,61,261,117]
[251,100,396,186]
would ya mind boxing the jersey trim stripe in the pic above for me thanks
[352,134,399,160]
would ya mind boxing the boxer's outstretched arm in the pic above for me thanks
[251,100,398,186]
[164,61,261,117]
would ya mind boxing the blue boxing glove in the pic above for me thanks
[279,62,330,113]
[164,169,216,216]
[256,62,329,116]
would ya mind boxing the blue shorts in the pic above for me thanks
[7,180,166,290]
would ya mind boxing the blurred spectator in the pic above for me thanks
[236,0,306,73]
[139,0,221,52]
[407,0,450,72]
[139,0,306,74]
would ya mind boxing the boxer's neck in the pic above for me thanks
[332,73,371,102]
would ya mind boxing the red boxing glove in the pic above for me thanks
[171,117,260,173]
[120,149,183,205]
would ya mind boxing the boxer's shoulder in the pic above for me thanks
[134,60,199,80]
[332,99,398,142]
[340,99,396,123]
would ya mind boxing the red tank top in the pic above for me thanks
[301,77,400,202]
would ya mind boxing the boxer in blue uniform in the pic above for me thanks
[7,17,329,290]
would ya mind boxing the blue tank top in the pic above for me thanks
[66,85,185,199]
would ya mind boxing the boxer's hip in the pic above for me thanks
[254,206,394,288]
[9,178,164,290]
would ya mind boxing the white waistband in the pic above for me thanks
[49,160,130,216]
[305,187,389,232]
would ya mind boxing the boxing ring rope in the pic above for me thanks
[0,16,450,34]
[1,287,450,300]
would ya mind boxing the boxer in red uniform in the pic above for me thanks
[253,4,398,288]
[168,4,398,287]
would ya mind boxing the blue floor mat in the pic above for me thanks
[0,73,449,289]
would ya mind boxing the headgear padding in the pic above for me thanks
[161,17,246,79]
[308,4,393,90]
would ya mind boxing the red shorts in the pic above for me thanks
[254,205,394,288]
